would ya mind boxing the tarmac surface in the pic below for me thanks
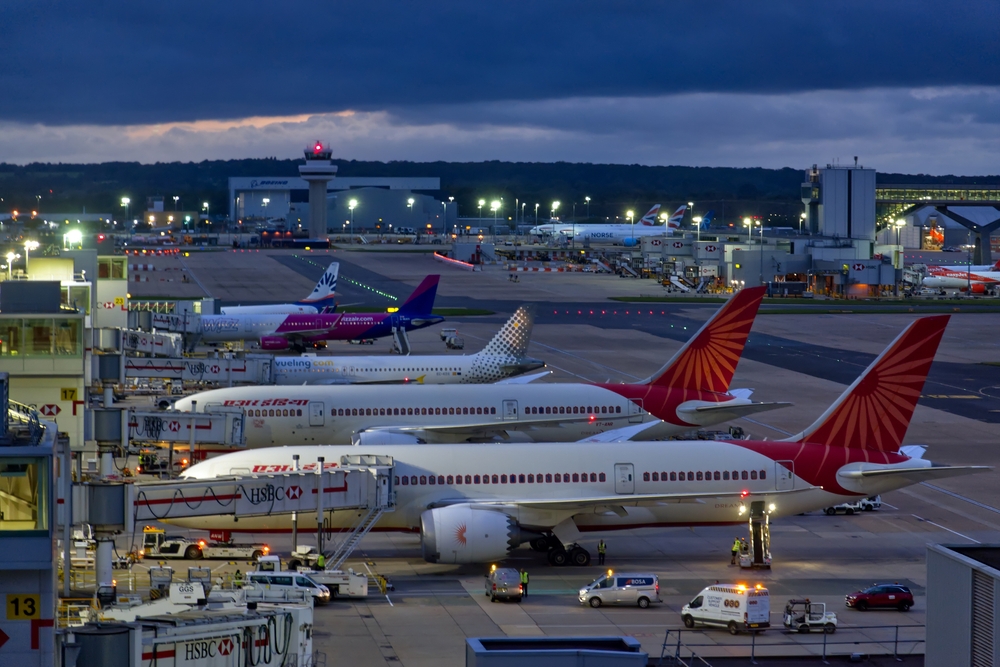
[129,247,999,666]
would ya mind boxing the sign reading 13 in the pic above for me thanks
[7,594,40,619]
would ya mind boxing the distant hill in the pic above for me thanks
[1,159,997,224]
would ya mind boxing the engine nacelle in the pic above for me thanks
[260,336,290,351]
[351,430,424,446]
[421,504,526,564]
[622,237,639,247]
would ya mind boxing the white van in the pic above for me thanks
[579,571,661,608]
[245,571,331,605]
[681,584,770,634]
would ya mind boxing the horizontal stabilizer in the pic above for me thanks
[495,370,550,385]
[680,401,792,422]
[576,421,660,443]
[839,465,991,483]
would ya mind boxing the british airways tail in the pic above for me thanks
[398,275,441,315]
[784,315,950,452]
[295,262,339,309]
[667,205,687,231]
[646,286,766,393]
[639,205,662,226]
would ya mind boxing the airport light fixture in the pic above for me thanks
[65,228,83,249]
[799,211,807,235]
[23,240,39,275]
[742,217,752,244]
[693,216,703,243]
[173,195,179,210]
[688,201,694,228]
[627,209,635,243]
[478,199,485,224]
[534,203,539,224]
[5,251,17,280]
[491,200,500,231]
[585,196,591,219]
[551,201,560,220]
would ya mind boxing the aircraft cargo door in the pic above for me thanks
[614,463,634,494]
[309,401,325,427]
[775,461,794,490]
[502,400,518,421]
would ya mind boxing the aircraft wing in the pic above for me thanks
[428,486,820,513]
[679,402,793,422]
[361,414,604,438]
[575,422,660,443]
[838,465,991,483]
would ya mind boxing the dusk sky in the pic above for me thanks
[3,1,999,174]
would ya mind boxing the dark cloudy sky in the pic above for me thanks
[3,1,999,173]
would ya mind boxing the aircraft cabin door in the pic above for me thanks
[502,400,518,421]
[628,399,644,423]
[775,461,794,490]
[309,401,325,427]
[614,463,635,494]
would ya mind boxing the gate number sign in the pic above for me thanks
[7,594,40,619]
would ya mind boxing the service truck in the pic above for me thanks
[257,554,368,599]
[141,527,269,561]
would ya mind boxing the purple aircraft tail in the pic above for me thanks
[399,275,441,315]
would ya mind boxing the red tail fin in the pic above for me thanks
[647,286,765,393]
[788,315,950,452]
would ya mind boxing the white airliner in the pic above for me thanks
[178,315,988,566]
[174,287,789,446]
[529,205,687,246]
[271,305,544,385]
[922,260,1000,293]
[221,263,339,315]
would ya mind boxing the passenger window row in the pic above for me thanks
[333,407,497,417]
[642,469,767,482]
[395,472,609,486]
[524,405,621,415]
[248,408,303,418]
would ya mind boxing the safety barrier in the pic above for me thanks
[657,623,925,665]
[57,598,99,628]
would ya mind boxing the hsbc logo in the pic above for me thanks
[705,245,718,252]
[853,263,865,271]
[286,485,303,500]
[185,636,234,660]
[673,241,683,248]
[650,239,662,246]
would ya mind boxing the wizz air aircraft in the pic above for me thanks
[178,314,989,566]
[923,259,1000,293]
[221,263,339,315]
[271,305,544,385]
[197,275,443,351]
[175,287,788,445]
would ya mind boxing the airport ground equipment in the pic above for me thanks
[140,526,270,560]
[783,599,838,634]
[257,554,369,598]
[739,500,772,569]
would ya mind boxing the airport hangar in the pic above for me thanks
[228,175,459,235]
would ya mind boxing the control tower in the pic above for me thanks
[298,141,338,240]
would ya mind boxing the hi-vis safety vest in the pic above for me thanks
[732,540,742,552]
[598,542,606,554]
[521,571,528,584]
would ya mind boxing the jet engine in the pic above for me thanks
[351,430,425,446]
[260,336,290,351]
[420,504,533,564]
[623,237,639,247]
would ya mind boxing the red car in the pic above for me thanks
[845,583,913,611]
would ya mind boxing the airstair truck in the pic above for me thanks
[257,554,368,599]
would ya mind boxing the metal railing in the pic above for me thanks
[658,624,925,666]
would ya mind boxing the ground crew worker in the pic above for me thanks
[520,569,529,597]
[316,552,326,569]
[233,569,243,587]
[597,540,607,565]
[731,538,741,564]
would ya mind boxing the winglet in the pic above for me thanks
[398,275,441,315]
[784,315,950,452]
[646,286,766,393]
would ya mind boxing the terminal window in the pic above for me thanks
[0,318,82,356]
[0,458,48,532]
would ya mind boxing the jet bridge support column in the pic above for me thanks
[292,454,300,552]
[316,456,325,555]
[92,354,128,591]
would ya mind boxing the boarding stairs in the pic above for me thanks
[591,258,614,273]
[696,277,711,293]
[619,262,639,278]
[391,326,411,355]
[668,275,691,292]
[325,505,389,571]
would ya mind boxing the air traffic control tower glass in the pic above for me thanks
[0,458,50,533]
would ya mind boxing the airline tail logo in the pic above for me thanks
[300,262,339,304]
[699,211,715,228]
[648,286,766,393]
[481,305,535,358]
[667,205,687,229]
[639,205,662,226]
[399,275,441,315]
[792,315,949,452]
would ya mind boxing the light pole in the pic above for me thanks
[24,240,39,276]
[799,211,806,235]
[693,216,703,243]
[491,200,500,237]
[478,199,485,231]
[742,217,752,244]
[121,197,131,227]
[758,220,765,287]
[262,197,270,220]
[173,195,179,211]
[534,203,539,224]
[687,201,694,228]
[349,199,358,241]
[551,201,560,220]
[967,231,972,296]
[585,196,591,219]
[6,252,18,280]
[627,209,635,243]
[521,202,526,225]
[203,201,210,229]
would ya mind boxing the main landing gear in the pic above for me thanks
[529,536,591,567]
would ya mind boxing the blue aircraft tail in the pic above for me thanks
[699,211,715,229]
[398,275,441,315]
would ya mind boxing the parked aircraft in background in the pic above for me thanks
[221,262,339,315]
[175,287,787,446]
[178,315,987,567]
[922,260,1000,293]
[271,305,544,385]
[197,275,442,351]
